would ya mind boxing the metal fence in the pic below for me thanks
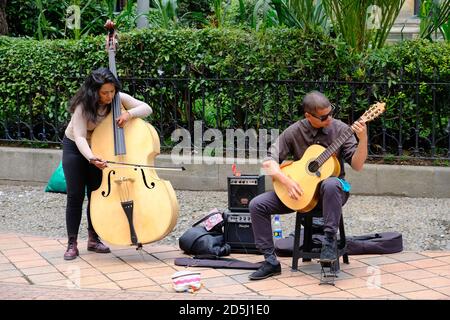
[1,75,449,161]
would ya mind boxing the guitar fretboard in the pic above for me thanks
[315,125,356,167]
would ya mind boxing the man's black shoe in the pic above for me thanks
[248,261,281,280]
[319,235,338,262]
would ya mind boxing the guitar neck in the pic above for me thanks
[315,121,359,167]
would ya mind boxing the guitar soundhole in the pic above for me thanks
[308,161,320,173]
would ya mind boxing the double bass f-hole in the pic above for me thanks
[101,170,115,197]
[101,169,132,201]
[101,167,155,199]
[137,168,156,190]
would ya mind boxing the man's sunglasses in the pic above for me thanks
[309,104,335,122]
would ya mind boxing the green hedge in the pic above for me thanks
[0,28,361,127]
[0,28,449,156]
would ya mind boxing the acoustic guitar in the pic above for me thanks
[273,102,386,212]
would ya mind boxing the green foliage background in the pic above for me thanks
[0,28,449,156]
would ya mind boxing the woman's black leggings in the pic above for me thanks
[62,135,102,237]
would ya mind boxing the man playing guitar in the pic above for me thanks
[248,90,368,280]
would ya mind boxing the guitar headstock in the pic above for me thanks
[360,102,386,123]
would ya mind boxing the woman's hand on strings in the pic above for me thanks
[116,111,132,128]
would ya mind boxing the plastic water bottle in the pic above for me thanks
[273,215,283,240]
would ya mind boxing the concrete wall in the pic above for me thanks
[397,0,416,21]
[0,147,449,198]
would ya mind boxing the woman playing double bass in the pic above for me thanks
[62,67,152,260]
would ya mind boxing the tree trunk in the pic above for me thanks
[137,0,149,29]
[0,0,8,35]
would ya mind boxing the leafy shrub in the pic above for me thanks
[0,28,449,157]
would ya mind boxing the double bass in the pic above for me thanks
[89,20,181,247]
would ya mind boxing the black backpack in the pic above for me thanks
[178,210,231,258]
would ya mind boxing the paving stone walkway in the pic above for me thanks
[1,232,449,301]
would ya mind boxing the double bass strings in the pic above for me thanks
[114,175,131,202]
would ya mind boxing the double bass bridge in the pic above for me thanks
[114,177,135,184]
[113,176,135,203]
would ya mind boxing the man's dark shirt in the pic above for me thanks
[265,118,358,178]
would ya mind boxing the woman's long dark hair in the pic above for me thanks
[69,67,121,123]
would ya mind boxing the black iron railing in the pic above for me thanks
[1,74,449,161]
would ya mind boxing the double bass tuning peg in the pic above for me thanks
[104,19,119,52]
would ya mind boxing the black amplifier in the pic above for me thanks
[227,175,265,212]
[223,210,260,254]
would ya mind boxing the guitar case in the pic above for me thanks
[275,231,403,256]
[346,232,403,255]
